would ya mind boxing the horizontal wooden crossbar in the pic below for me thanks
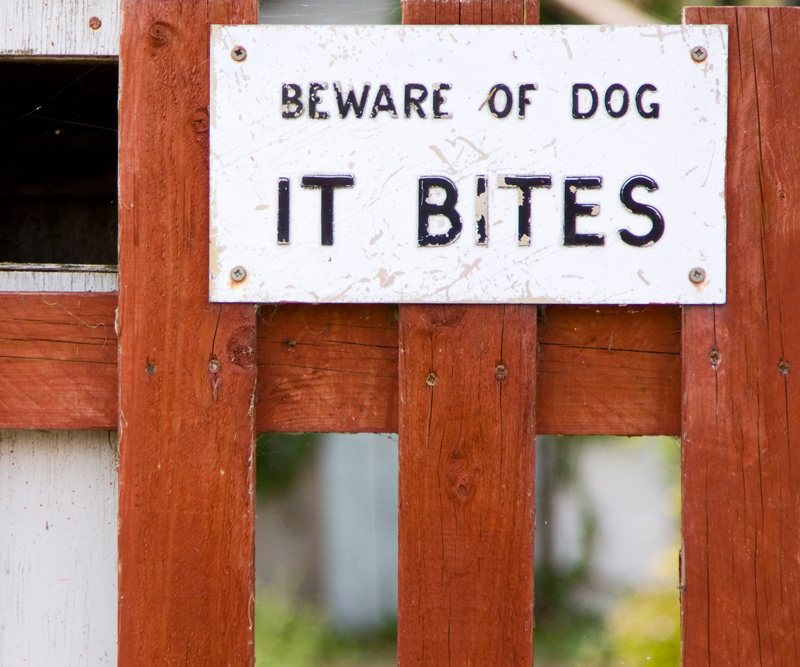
[0,292,680,435]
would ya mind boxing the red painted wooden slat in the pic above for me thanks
[0,292,117,429]
[398,305,537,664]
[398,2,539,664]
[116,1,258,665]
[0,293,679,436]
[682,8,800,666]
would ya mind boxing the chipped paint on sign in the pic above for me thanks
[210,25,727,304]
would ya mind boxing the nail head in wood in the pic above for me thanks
[425,372,437,387]
[89,16,102,30]
[495,364,508,381]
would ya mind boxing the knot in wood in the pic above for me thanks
[227,326,256,369]
[148,22,173,47]
[446,455,479,502]
[190,108,209,133]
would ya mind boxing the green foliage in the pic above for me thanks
[254,588,397,667]
[255,590,330,667]
[255,433,318,498]
[605,588,681,665]
[534,587,680,666]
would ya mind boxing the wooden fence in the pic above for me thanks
[1,1,798,664]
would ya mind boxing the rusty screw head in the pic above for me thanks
[425,372,437,387]
[208,359,221,373]
[230,266,247,282]
[689,267,706,284]
[231,45,247,62]
[495,364,508,381]
[89,16,102,30]
[691,46,708,63]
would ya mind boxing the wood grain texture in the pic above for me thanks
[398,305,537,665]
[0,430,118,666]
[0,292,117,429]
[256,304,399,433]
[117,1,258,665]
[398,4,538,665]
[538,305,680,435]
[0,0,119,56]
[0,296,679,435]
[682,8,800,666]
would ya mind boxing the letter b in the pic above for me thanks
[282,84,304,118]
[418,177,462,247]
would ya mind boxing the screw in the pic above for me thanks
[230,266,247,282]
[231,45,247,61]
[691,46,707,63]
[208,359,221,373]
[709,348,721,368]
[689,267,706,284]
[495,364,508,381]
[425,372,437,387]
[89,16,102,30]
[779,359,791,376]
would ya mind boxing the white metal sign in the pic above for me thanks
[210,25,727,304]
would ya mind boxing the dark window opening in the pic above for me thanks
[0,60,118,265]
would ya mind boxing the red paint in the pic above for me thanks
[117,1,258,665]
[398,305,538,665]
[682,8,800,666]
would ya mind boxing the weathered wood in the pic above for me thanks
[397,305,537,665]
[0,295,679,435]
[0,0,119,56]
[0,266,118,292]
[0,292,117,429]
[0,430,118,666]
[256,304,399,433]
[538,305,681,435]
[257,304,680,436]
[117,1,257,665]
[398,2,538,664]
[682,8,800,667]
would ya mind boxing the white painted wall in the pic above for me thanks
[0,267,117,292]
[0,0,119,57]
[0,430,118,666]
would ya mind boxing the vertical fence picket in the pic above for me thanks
[117,1,258,664]
[682,7,800,666]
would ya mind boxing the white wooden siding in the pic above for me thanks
[0,430,118,666]
[1,0,119,57]
[0,265,118,292]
